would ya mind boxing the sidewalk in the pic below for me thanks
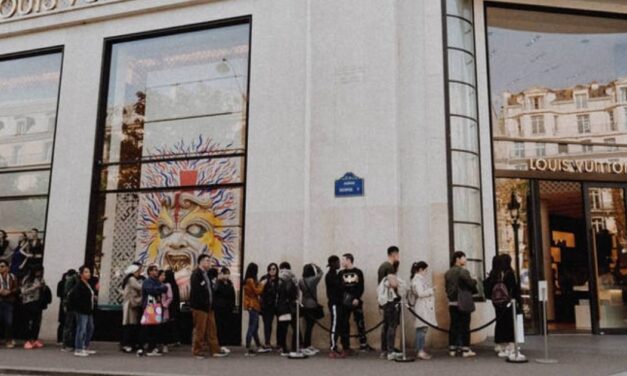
[0,336,626,376]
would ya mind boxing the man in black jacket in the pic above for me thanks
[339,253,373,353]
[325,255,347,358]
[189,254,228,359]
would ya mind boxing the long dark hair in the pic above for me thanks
[164,269,180,305]
[244,263,259,283]
[410,261,429,280]
[302,263,315,278]
[266,263,279,279]
[489,254,510,281]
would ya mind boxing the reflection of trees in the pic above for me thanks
[496,179,530,266]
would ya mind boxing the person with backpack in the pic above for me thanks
[56,270,75,345]
[445,251,478,358]
[409,261,435,360]
[299,262,323,356]
[485,254,521,358]
[72,265,97,357]
[121,262,143,353]
[0,260,18,348]
[61,269,79,352]
[276,262,298,356]
[20,265,50,350]
[260,263,279,350]
[376,261,405,361]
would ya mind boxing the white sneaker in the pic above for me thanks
[84,349,97,355]
[462,349,476,358]
[74,350,89,357]
[146,349,163,357]
[308,346,320,354]
[387,352,402,361]
[302,348,315,356]
[220,346,231,354]
[162,346,169,354]
[212,351,229,358]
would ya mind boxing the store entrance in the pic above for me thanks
[534,181,627,334]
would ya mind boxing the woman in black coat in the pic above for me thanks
[260,263,279,349]
[486,254,520,357]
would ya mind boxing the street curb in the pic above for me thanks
[0,366,179,376]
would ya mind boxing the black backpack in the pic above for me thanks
[40,285,53,310]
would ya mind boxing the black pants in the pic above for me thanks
[343,304,368,347]
[122,324,141,349]
[302,312,316,348]
[140,325,160,352]
[383,302,400,353]
[448,306,471,349]
[261,309,276,346]
[62,311,76,348]
[24,303,42,341]
[276,316,300,353]
[328,304,340,352]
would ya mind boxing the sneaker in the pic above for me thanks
[280,352,290,357]
[359,344,375,353]
[302,348,315,356]
[257,346,272,353]
[245,348,257,357]
[328,351,345,359]
[162,345,169,354]
[136,349,144,357]
[418,351,432,360]
[379,351,388,359]
[462,349,476,358]
[494,344,503,353]
[74,350,89,357]
[387,352,402,361]
[194,355,206,360]
[212,351,229,358]
[23,341,34,350]
[6,340,15,349]
[61,347,73,352]
[121,346,133,353]
[33,340,44,349]
[84,349,97,355]
[497,349,511,358]
[449,350,458,357]
[146,349,163,357]
[220,346,231,354]
[306,346,320,354]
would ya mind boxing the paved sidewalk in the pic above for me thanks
[0,336,626,376]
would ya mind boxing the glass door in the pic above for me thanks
[584,184,627,333]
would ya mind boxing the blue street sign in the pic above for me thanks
[335,172,364,197]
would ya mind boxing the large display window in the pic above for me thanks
[89,21,251,306]
[0,51,62,275]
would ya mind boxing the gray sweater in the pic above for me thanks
[299,265,323,309]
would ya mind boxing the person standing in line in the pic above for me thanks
[377,245,400,357]
[137,265,167,357]
[157,270,173,353]
[243,263,269,356]
[10,233,31,278]
[376,261,405,361]
[27,229,43,270]
[61,269,79,352]
[325,255,346,359]
[20,266,47,350]
[163,269,181,347]
[410,261,436,360]
[0,260,18,349]
[485,254,521,358]
[445,251,478,358]
[214,266,235,353]
[56,270,75,346]
[0,230,12,264]
[121,263,143,353]
[72,265,96,357]
[260,263,279,350]
[276,262,298,356]
[339,253,374,354]
[299,262,323,356]
[189,254,229,359]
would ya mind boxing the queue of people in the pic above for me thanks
[0,231,523,362]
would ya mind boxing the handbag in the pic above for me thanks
[457,289,476,313]
[140,295,163,325]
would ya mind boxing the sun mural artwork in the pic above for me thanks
[135,137,242,301]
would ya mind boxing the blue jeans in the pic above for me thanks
[0,301,13,341]
[74,314,94,351]
[245,309,261,348]
[415,327,428,352]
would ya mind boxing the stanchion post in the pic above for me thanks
[506,299,527,363]
[394,299,415,363]
[536,280,557,364]
[288,289,307,359]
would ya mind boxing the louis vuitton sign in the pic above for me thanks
[0,0,100,20]
[528,158,627,175]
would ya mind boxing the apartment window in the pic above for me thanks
[88,20,251,310]
[624,108,627,130]
[514,142,525,158]
[591,217,604,232]
[582,140,593,153]
[590,190,602,210]
[575,93,587,109]
[558,143,568,154]
[609,111,616,131]
[619,87,627,102]
[528,95,543,110]
[531,115,545,135]
[0,51,62,264]
[535,143,546,157]
[604,138,617,151]
[577,114,591,133]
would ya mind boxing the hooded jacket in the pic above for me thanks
[276,269,297,315]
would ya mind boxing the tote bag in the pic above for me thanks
[140,295,163,326]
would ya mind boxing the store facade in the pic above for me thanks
[0,0,625,346]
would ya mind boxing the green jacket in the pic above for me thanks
[444,265,477,302]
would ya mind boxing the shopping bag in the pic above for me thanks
[140,296,163,326]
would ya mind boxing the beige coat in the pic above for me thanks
[411,274,436,329]
[122,275,142,326]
